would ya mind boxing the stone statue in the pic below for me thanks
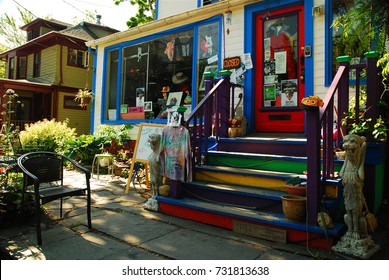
[332,134,379,258]
[143,133,162,211]
[341,134,367,239]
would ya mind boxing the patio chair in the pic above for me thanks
[17,151,92,245]
[10,133,42,157]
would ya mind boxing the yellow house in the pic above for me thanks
[0,18,119,135]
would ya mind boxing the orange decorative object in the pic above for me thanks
[301,96,324,107]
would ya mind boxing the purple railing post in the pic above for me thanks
[336,56,350,142]
[365,51,380,142]
[203,71,216,162]
[204,71,215,138]
[305,106,321,225]
[218,70,232,138]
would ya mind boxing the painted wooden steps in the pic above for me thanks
[156,196,345,250]
[216,135,308,156]
[157,135,345,250]
[182,180,287,213]
[207,150,343,174]
[194,164,304,191]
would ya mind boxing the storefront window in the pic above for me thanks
[197,22,219,102]
[104,20,220,122]
[328,0,368,83]
[105,49,119,120]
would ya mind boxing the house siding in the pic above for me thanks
[37,46,58,84]
[57,91,91,135]
[61,46,92,89]
[89,0,332,134]
[313,0,327,98]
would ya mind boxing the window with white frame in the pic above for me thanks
[68,48,88,68]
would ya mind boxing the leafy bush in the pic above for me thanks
[65,134,102,164]
[94,124,133,147]
[20,119,76,152]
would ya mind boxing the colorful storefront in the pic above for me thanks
[86,0,334,135]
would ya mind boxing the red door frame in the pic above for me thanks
[254,5,305,133]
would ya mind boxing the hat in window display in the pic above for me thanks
[172,72,189,85]
[161,86,170,93]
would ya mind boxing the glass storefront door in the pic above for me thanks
[255,5,305,132]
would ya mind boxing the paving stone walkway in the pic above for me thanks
[1,170,387,260]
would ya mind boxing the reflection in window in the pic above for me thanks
[197,22,219,102]
[105,49,119,120]
[104,20,220,122]
[117,30,194,120]
[33,52,41,77]
[330,0,366,81]
[18,56,27,79]
[8,57,15,79]
[68,49,88,68]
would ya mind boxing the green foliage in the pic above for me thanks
[114,0,155,28]
[94,124,133,147]
[20,119,77,152]
[0,171,33,227]
[0,44,6,78]
[0,7,33,48]
[331,0,389,57]
[65,134,102,164]
[65,125,133,164]
[378,53,389,88]
[372,116,388,142]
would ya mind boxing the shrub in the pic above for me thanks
[65,134,102,164]
[20,119,76,152]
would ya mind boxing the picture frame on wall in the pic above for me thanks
[144,101,153,112]
[166,91,183,106]
[198,64,218,91]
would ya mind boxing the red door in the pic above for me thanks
[255,5,305,132]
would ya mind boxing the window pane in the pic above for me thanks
[197,22,219,102]
[331,0,365,78]
[105,49,119,120]
[18,56,27,79]
[33,52,41,77]
[120,30,193,120]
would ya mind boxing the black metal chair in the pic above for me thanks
[17,151,92,245]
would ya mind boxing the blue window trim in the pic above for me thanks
[88,46,97,135]
[101,16,222,125]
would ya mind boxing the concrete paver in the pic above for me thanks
[1,170,387,260]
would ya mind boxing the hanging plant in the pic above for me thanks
[74,88,94,107]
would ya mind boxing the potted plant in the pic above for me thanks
[284,177,306,196]
[74,88,94,107]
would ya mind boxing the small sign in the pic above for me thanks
[233,220,287,243]
[223,56,241,70]
[128,106,144,113]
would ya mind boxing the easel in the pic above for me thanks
[125,123,165,194]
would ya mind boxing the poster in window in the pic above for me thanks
[264,84,276,107]
[199,65,218,91]
[281,79,298,107]
[275,51,287,74]
[136,87,145,107]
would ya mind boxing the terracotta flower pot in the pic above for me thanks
[286,184,306,196]
[281,195,306,222]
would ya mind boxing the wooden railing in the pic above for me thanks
[305,51,381,224]
[184,70,236,173]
